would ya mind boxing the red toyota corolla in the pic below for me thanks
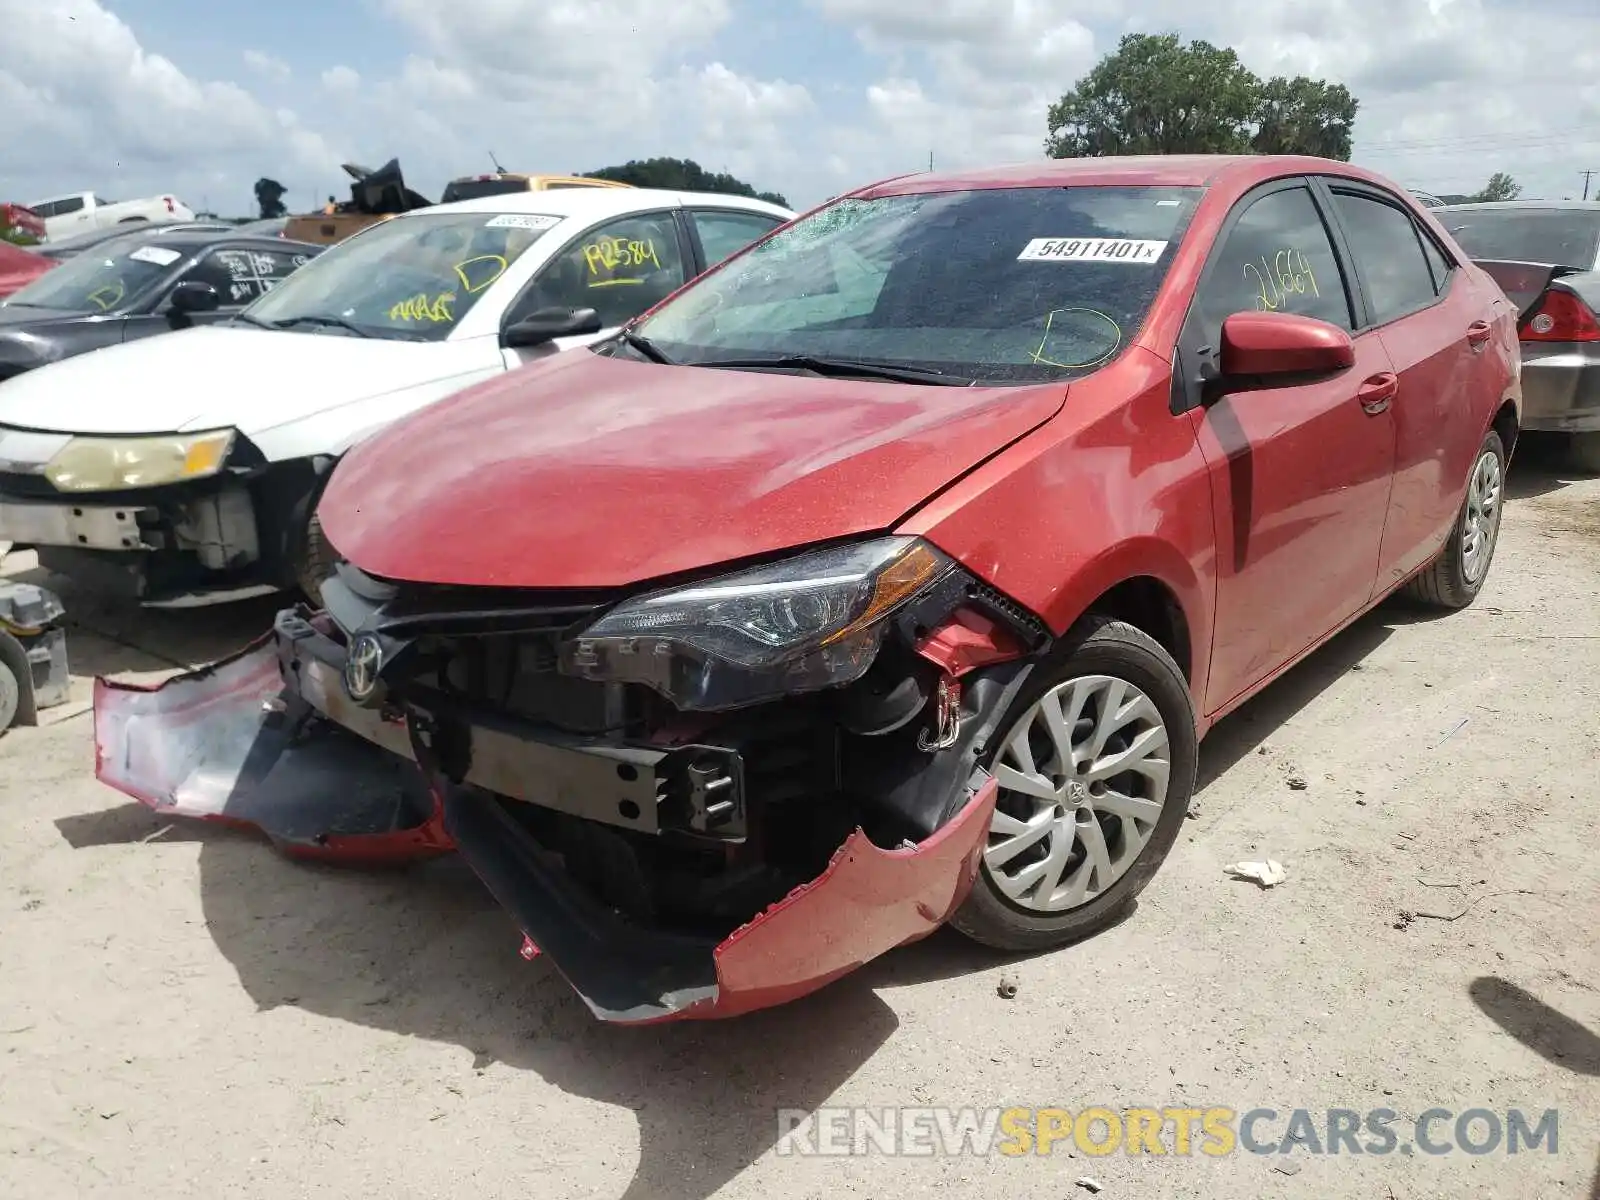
[96,155,1520,1022]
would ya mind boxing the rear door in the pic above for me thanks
[1317,180,1495,591]
[682,207,787,273]
[1179,178,1398,713]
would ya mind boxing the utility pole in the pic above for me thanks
[1584,170,1596,202]
[929,151,934,172]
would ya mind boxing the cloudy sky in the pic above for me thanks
[4,0,1599,217]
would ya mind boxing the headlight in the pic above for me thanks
[43,429,235,492]
[561,536,958,711]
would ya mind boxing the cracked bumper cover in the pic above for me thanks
[92,624,998,1022]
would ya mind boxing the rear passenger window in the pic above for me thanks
[1329,191,1439,323]
[691,211,783,267]
[1193,185,1354,337]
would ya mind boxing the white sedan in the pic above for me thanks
[0,188,794,606]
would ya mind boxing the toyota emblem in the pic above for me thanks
[343,633,384,701]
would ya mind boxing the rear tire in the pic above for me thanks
[1403,430,1506,609]
[1570,432,1600,474]
[948,616,1197,953]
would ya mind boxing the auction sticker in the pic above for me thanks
[486,214,561,230]
[128,245,182,267]
[1018,238,1168,264]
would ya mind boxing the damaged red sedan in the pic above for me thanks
[95,156,1520,1022]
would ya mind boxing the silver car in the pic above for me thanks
[1435,201,1600,470]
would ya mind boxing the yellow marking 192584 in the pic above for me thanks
[583,236,662,278]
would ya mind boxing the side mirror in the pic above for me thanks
[502,306,603,349]
[1219,311,1354,380]
[166,280,221,315]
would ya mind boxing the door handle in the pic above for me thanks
[1466,319,1493,350]
[1357,372,1397,415]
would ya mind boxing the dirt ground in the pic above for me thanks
[0,436,1595,1200]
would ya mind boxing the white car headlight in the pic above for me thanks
[43,429,236,492]
[560,537,959,711]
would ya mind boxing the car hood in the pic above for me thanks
[320,350,1066,589]
[0,254,53,300]
[0,325,487,436]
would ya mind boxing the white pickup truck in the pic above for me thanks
[26,192,196,242]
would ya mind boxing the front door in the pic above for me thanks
[1181,180,1398,713]
[121,244,312,345]
[499,209,691,369]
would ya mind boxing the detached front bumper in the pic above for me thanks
[93,614,999,1022]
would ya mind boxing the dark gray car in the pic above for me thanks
[1435,201,1600,470]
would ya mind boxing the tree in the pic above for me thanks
[581,157,788,208]
[1468,172,1522,203]
[1251,76,1358,160]
[1045,33,1360,161]
[253,177,287,219]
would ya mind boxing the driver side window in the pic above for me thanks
[1193,186,1354,342]
[513,212,687,328]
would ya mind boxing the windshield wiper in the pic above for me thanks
[700,354,973,386]
[231,312,277,330]
[617,328,675,364]
[272,315,371,338]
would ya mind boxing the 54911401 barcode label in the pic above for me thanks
[1017,238,1168,264]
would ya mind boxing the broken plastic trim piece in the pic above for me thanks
[93,637,451,863]
[91,637,1001,1021]
[449,774,998,1024]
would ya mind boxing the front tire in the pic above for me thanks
[1403,430,1506,609]
[294,511,337,607]
[949,616,1197,952]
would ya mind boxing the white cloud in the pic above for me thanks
[378,0,732,87]
[243,50,291,80]
[7,0,1600,220]
[823,0,1600,199]
[0,0,341,210]
[320,65,361,93]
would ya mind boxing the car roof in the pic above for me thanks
[1436,200,1600,212]
[92,227,322,252]
[403,188,794,222]
[861,154,1408,197]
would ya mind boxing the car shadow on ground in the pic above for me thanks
[1466,977,1600,1198]
[1506,433,1591,501]
[1195,595,1450,790]
[45,542,1540,1199]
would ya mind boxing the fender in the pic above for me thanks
[899,349,1218,705]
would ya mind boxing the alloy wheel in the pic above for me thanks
[984,674,1171,913]
[1461,448,1503,584]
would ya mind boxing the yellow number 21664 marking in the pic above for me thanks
[1244,248,1321,313]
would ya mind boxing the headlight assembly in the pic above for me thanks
[43,428,235,492]
[561,536,959,711]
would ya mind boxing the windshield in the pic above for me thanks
[2,237,182,312]
[1437,208,1600,268]
[633,185,1202,384]
[243,210,560,340]
[440,178,530,204]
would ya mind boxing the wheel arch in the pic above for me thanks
[1491,396,1519,461]
[1032,536,1208,689]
